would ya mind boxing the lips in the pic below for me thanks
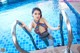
[37,17,40,19]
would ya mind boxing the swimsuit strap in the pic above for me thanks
[34,19,48,35]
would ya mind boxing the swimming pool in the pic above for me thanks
[0,0,80,53]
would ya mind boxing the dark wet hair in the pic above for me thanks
[32,7,42,18]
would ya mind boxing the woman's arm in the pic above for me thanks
[16,20,33,32]
[42,18,60,30]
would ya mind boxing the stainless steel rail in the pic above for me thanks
[60,9,73,53]
[11,9,73,53]
[11,21,29,53]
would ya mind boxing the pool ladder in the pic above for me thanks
[60,9,73,53]
[11,10,73,53]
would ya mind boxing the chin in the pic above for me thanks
[38,18,40,20]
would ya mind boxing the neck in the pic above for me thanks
[34,20,39,23]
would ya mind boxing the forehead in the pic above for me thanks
[33,10,40,13]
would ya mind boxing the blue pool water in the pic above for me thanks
[0,0,80,53]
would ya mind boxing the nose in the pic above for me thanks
[36,14,40,18]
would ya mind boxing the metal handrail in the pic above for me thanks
[11,10,73,53]
[60,12,64,46]
[60,9,73,53]
[11,21,39,53]
[11,21,29,53]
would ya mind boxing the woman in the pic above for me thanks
[15,7,60,48]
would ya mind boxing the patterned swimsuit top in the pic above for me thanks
[34,20,48,35]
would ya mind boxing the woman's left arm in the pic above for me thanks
[42,18,60,30]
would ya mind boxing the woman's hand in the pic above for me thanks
[16,20,25,28]
[21,24,25,28]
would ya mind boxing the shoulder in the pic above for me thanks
[41,17,47,22]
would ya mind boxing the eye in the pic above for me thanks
[35,13,37,15]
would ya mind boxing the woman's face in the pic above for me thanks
[32,10,41,21]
